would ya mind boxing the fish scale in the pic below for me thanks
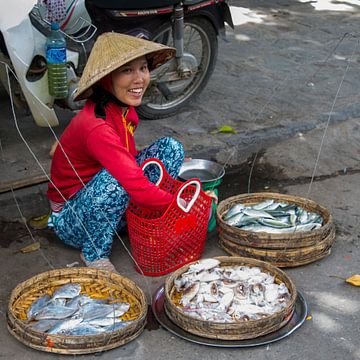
[174,261,291,322]
[24,283,133,335]
[223,201,323,233]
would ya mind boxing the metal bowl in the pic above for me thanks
[178,159,225,184]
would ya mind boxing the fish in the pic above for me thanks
[198,271,221,282]
[65,294,105,309]
[223,204,246,220]
[224,200,323,233]
[85,316,125,327]
[52,283,81,300]
[47,313,83,335]
[188,258,220,273]
[258,218,292,228]
[25,282,132,336]
[63,323,106,336]
[175,260,291,323]
[27,294,51,320]
[81,302,130,321]
[30,319,61,332]
[226,212,245,227]
[243,209,275,219]
[252,199,274,210]
[218,291,234,311]
[104,321,133,333]
[105,302,130,318]
[34,304,78,320]
[264,284,279,302]
[234,215,259,227]
[180,282,200,306]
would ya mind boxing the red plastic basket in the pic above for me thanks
[126,158,212,276]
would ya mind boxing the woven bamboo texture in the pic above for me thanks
[216,193,335,266]
[219,229,335,268]
[7,268,147,355]
[164,256,297,340]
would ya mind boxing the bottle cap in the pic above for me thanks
[50,23,60,30]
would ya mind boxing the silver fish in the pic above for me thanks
[240,224,290,233]
[66,294,101,309]
[30,319,60,332]
[223,204,245,220]
[86,316,124,327]
[49,298,67,307]
[252,200,274,210]
[258,218,292,228]
[34,304,78,320]
[47,317,83,334]
[82,302,130,321]
[234,215,258,227]
[63,323,106,336]
[226,212,245,227]
[103,321,133,333]
[27,294,51,320]
[52,283,81,300]
[243,209,275,219]
[105,302,130,318]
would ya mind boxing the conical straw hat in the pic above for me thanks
[74,32,176,101]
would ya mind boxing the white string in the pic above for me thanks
[2,63,107,261]
[306,37,359,197]
[220,33,322,186]
[45,127,152,298]
[247,33,355,194]
[0,139,54,269]
[247,151,258,194]
[1,61,152,298]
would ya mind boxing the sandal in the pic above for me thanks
[80,253,118,273]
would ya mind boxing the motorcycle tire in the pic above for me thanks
[138,17,218,120]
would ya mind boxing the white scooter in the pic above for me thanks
[1,0,94,127]
[0,0,233,127]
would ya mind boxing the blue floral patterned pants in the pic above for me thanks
[52,137,184,261]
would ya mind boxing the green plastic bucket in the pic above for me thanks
[178,159,225,232]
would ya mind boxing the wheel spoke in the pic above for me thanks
[141,19,215,114]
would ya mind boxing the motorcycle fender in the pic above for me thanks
[221,3,234,29]
[3,20,59,127]
[186,2,234,38]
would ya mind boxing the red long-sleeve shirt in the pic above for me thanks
[47,100,173,210]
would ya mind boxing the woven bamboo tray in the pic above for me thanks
[217,192,334,249]
[7,268,147,355]
[164,256,297,340]
[219,228,335,268]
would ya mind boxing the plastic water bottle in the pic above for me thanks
[46,23,68,98]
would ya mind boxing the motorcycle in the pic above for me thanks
[0,0,233,126]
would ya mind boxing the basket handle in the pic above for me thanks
[141,158,164,186]
[176,179,201,213]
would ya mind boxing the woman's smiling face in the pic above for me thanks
[111,56,150,106]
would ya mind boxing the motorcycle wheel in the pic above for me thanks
[137,17,218,119]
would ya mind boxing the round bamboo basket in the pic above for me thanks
[219,229,335,268]
[7,268,147,355]
[216,193,335,266]
[164,256,297,340]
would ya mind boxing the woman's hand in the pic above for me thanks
[184,157,192,162]
[205,190,218,204]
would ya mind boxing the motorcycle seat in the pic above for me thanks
[89,0,180,10]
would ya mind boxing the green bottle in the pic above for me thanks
[46,23,68,99]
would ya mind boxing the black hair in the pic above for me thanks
[90,86,128,119]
